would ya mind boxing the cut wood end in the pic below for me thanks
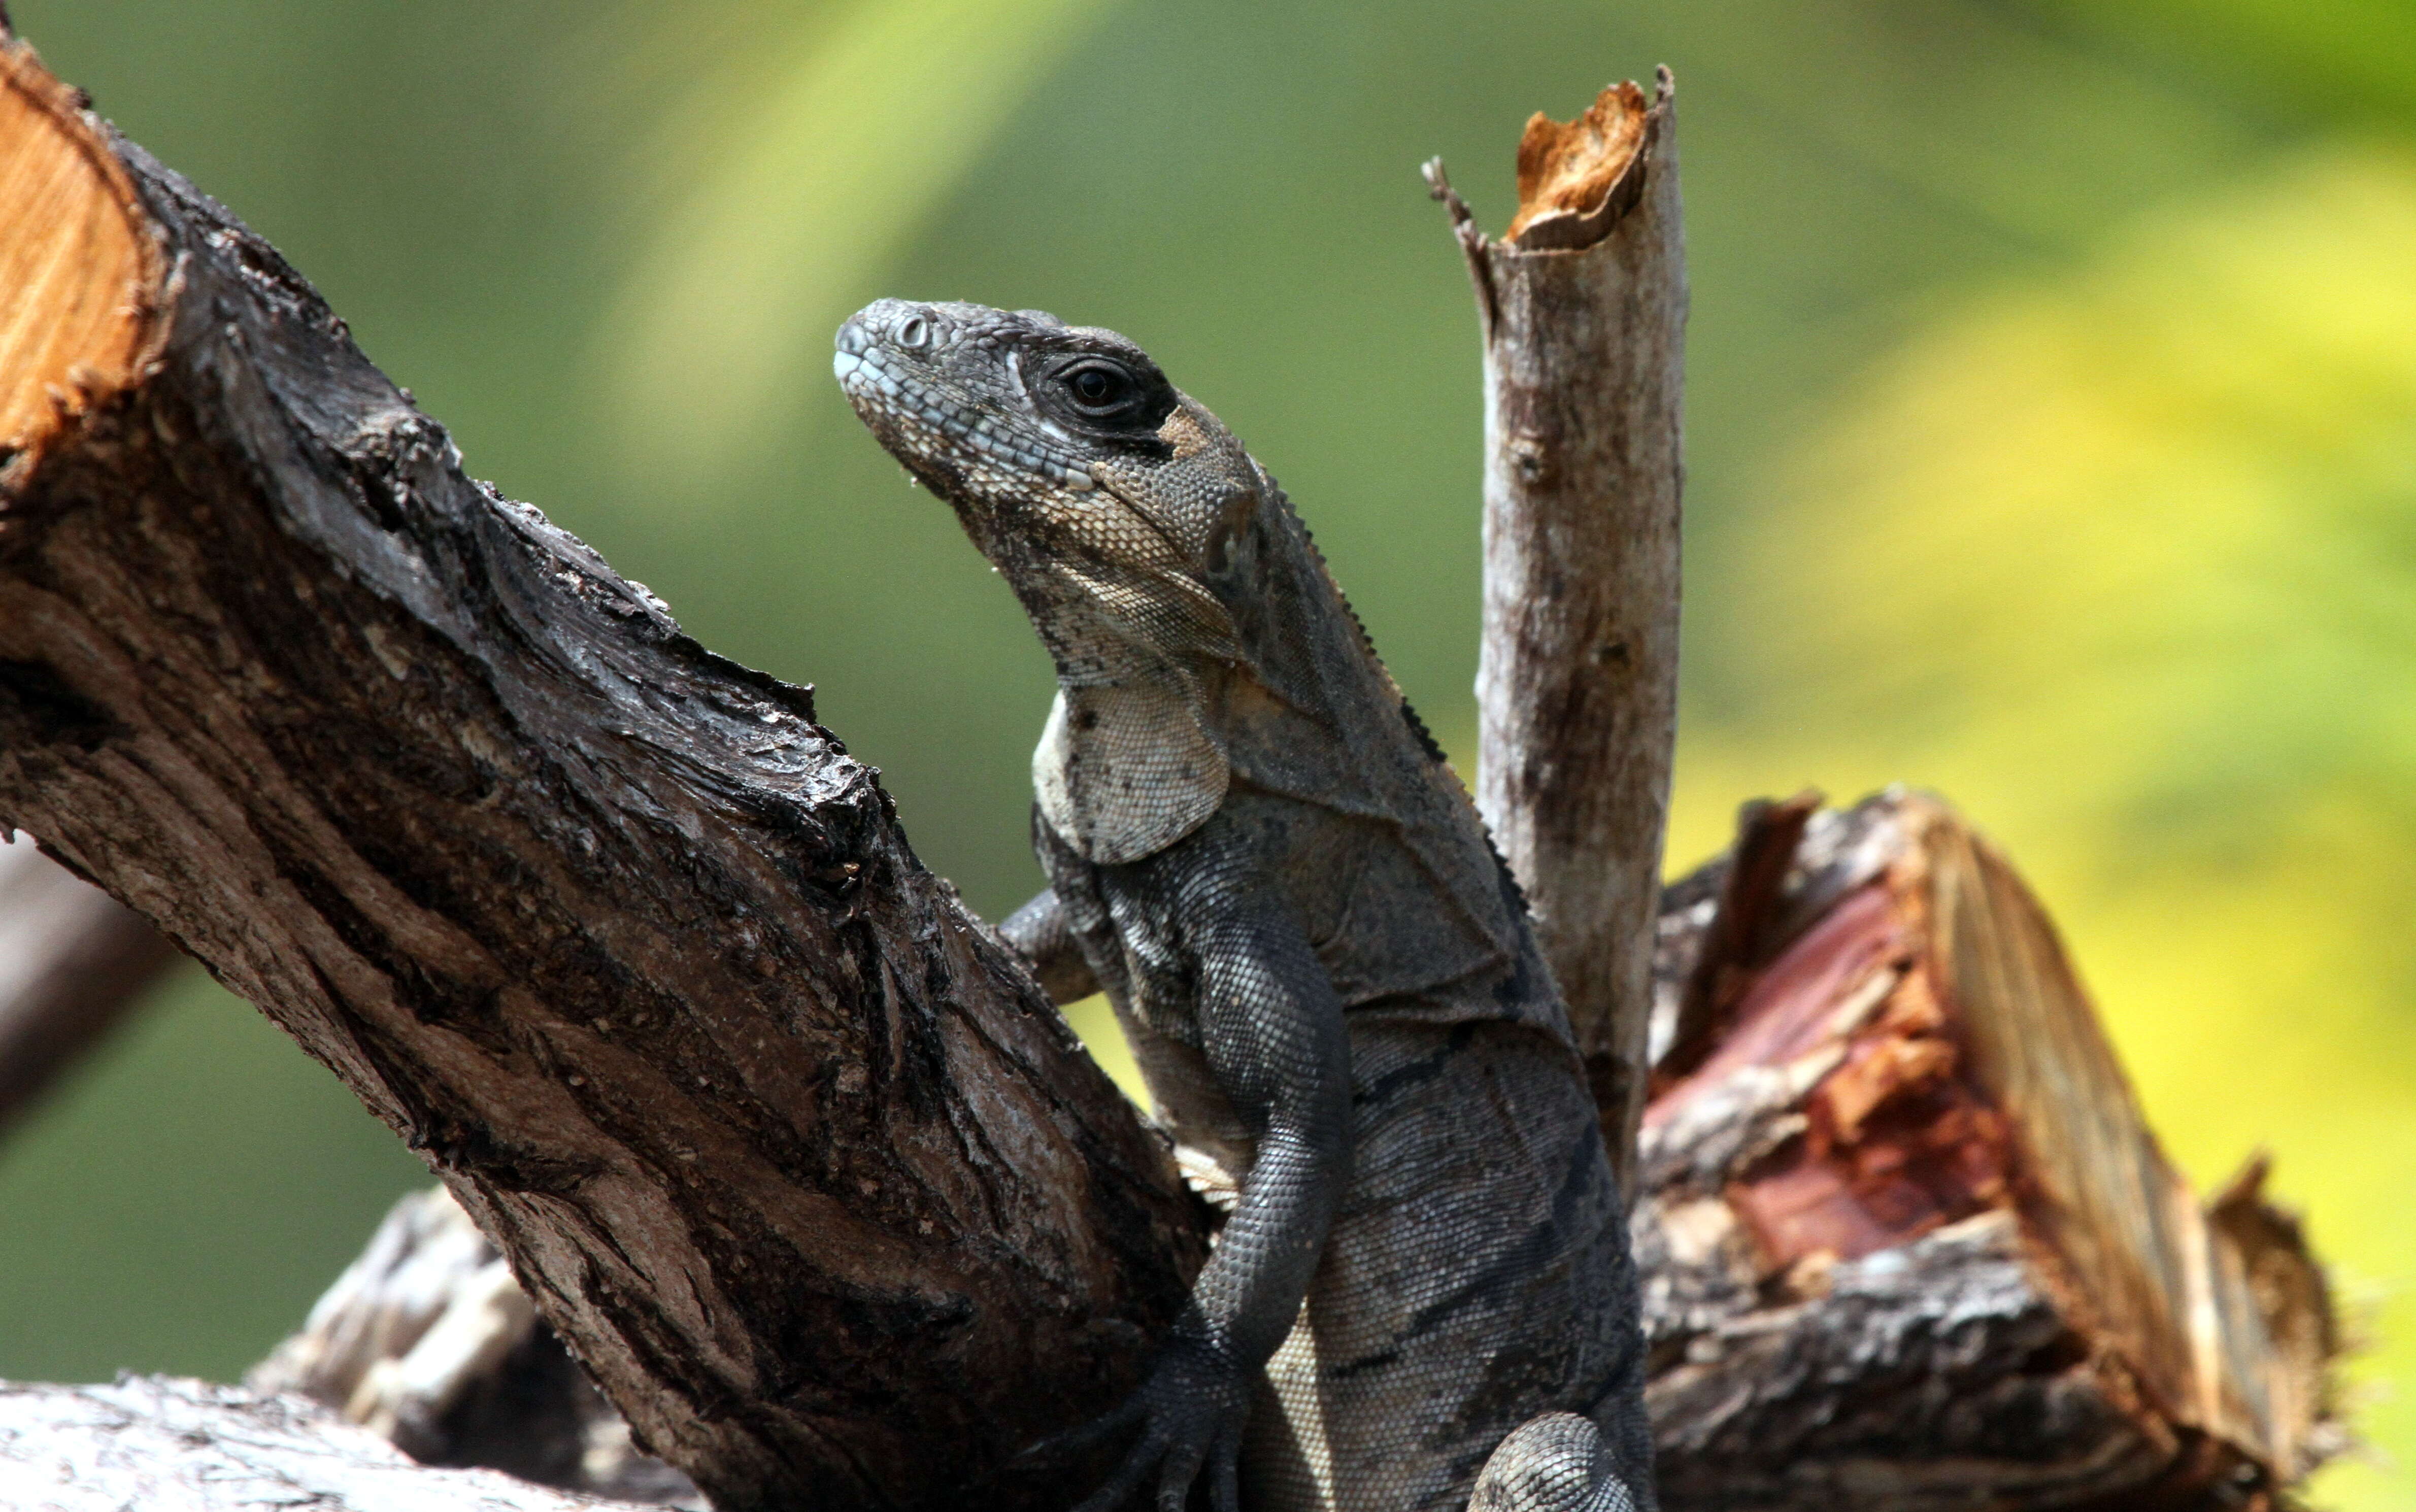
[0,35,164,473]
[1646,790,2340,1495]
[1504,78,1651,248]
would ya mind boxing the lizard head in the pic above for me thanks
[833,299,1261,643]
[836,298,1265,860]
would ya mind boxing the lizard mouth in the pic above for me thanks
[833,332,1097,496]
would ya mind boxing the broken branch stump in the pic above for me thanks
[1428,75,1687,1196]
[1636,792,2338,1510]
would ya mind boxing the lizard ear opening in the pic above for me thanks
[1202,484,1261,576]
[1034,685,1228,864]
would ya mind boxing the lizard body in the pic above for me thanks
[836,300,1651,1512]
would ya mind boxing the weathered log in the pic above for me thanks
[1426,74,1686,1194]
[0,828,176,1133]
[0,30,1204,1512]
[1634,791,2339,1510]
[0,1374,669,1512]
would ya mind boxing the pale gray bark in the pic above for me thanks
[247,1189,701,1507]
[0,1375,666,1512]
[1428,74,1687,1197]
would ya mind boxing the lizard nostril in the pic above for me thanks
[896,315,931,351]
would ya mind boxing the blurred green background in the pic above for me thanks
[4,2,2412,1504]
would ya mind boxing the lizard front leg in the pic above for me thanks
[1064,880,1353,1512]
[1000,887,1101,1005]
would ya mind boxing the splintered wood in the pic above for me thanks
[1504,79,1651,248]
[0,35,161,465]
[1637,791,2339,1511]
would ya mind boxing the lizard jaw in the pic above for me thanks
[832,321,1098,495]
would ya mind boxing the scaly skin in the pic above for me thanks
[835,300,1653,1512]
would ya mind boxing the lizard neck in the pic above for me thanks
[1021,581,1234,866]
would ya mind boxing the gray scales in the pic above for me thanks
[836,300,1651,1512]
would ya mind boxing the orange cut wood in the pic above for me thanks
[0,35,163,469]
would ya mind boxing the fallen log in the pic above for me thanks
[246,1187,701,1507]
[1635,790,2339,1510]
[0,1374,670,1512]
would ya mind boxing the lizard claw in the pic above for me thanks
[1014,1393,1145,1469]
[1042,1337,1251,1512]
[1211,1428,1243,1512]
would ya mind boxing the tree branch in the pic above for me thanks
[0,829,177,1134]
[1427,73,1686,1196]
[0,33,1203,1512]
[0,1375,673,1512]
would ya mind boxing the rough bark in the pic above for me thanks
[0,31,1204,1512]
[0,1375,670,1512]
[1633,791,2339,1510]
[0,828,177,1133]
[1426,74,1686,1196]
[248,1188,702,1506]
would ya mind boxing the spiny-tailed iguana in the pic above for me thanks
[835,299,1652,1512]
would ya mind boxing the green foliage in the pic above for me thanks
[599,0,1116,476]
[3,4,2410,1505]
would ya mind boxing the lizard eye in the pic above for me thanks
[1062,361,1137,416]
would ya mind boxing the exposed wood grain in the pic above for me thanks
[1427,73,1686,1198]
[0,38,161,465]
[1655,789,1819,1088]
[0,31,1203,1512]
[1634,792,2339,1510]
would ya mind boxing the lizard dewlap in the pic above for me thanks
[836,299,1652,1512]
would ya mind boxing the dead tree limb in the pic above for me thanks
[0,1375,671,1512]
[1427,74,1686,1194]
[0,828,177,1133]
[247,1187,703,1506]
[1636,792,2338,1510]
[0,32,1203,1512]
